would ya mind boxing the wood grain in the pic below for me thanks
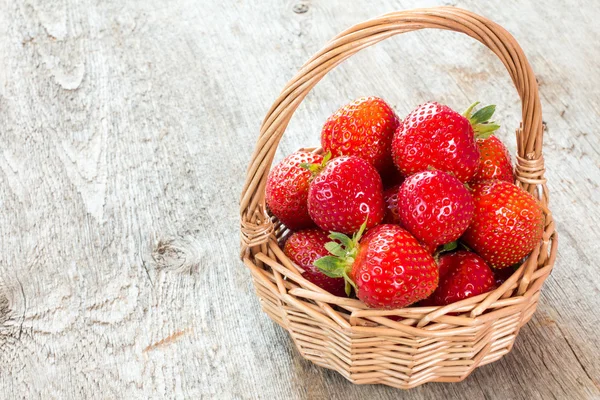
[0,0,598,398]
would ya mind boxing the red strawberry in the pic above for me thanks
[421,242,439,255]
[321,97,400,172]
[382,184,401,224]
[493,266,516,287]
[461,180,544,269]
[265,151,323,230]
[284,229,346,297]
[315,224,438,309]
[388,315,404,321]
[392,102,499,182]
[425,250,495,306]
[307,155,384,234]
[397,170,475,248]
[471,136,514,183]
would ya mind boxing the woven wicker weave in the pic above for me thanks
[239,7,557,389]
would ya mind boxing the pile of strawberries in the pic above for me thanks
[266,97,544,309]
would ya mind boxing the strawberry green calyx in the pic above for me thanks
[300,151,332,176]
[314,219,367,296]
[441,241,458,253]
[440,240,473,256]
[463,102,500,139]
[432,241,458,263]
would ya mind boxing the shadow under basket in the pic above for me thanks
[239,7,558,389]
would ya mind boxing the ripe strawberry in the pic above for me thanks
[315,224,438,309]
[382,184,401,224]
[307,155,384,234]
[265,151,323,230]
[397,170,474,248]
[425,250,495,306]
[388,315,404,322]
[392,102,499,182]
[493,265,516,287]
[421,242,439,255]
[461,180,544,269]
[321,97,400,172]
[471,136,514,183]
[284,229,346,297]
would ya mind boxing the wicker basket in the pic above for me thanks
[239,7,557,389]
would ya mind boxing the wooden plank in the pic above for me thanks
[0,0,598,398]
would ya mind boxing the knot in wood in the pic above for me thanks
[152,235,204,274]
[0,291,10,326]
[293,2,309,14]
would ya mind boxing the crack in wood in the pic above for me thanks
[555,323,600,392]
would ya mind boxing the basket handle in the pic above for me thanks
[240,7,547,254]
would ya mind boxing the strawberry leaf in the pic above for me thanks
[464,102,501,138]
[442,241,458,252]
[328,232,353,248]
[342,271,357,296]
[314,256,347,278]
[343,271,357,290]
[345,281,352,297]
[325,242,346,258]
[317,224,363,297]
[299,162,323,174]
[470,104,496,124]
[353,218,369,242]
[299,151,331,176]
[462,101,480,119]
[473,123,501,138]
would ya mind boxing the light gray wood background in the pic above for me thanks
[0,0,598,398]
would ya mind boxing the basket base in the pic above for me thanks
[252,273,538,389]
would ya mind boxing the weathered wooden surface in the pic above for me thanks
[0,0,598,398]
